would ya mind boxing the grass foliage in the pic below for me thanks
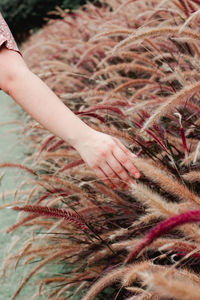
[2,0,200,299]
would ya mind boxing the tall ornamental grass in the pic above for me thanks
[2,0,200,299]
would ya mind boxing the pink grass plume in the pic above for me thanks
[0,163,37,176]
[75,105,125,118]
[10,205,87,230]
[125,209,200,264]
[55,159,84,174]
[47,139,65,152]
[75,111,106,122]
[39,135,55,153]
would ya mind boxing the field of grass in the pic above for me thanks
[2,0,200,299]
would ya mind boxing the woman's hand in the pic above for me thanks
[74,129,140,190]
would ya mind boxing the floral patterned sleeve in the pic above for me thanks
[0,12,22,56]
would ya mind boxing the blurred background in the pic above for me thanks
[0,0,95,44]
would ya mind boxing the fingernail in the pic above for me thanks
[135,172,140,178]
[131,153,137,158]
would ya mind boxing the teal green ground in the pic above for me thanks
[0,92,69,299]
[0,92,37,299]
[0,92,86,299]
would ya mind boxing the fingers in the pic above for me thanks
[106,154,134,189]
[94,166,116,190]
[101,161,126,189]
[91,137,140,190]
[113,139,140,179]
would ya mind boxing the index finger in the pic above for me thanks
[113,138,140,178]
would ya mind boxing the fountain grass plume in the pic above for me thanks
[183,171,200,182]
[82,264,131,300]
[112,26,200,54]
[39,135,55,153]
[6,214,38,234]
[55,159,84,174]
[47,139,65,151]
[141,80,200,131]
[140,269,200,300]
[11,249,74,300]
[129,157,200,205]
[132,182,184,217]
[10,205,87,230]
[0,163,37,176]
[125,209,200,264]
[75,104,126,117]
[92,63,164,79]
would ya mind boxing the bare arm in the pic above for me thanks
[0,47,140,190]
[0,47,93,148]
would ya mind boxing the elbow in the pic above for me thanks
[0,47,29,95]
[0,74,15,95]
[0,65,29,96]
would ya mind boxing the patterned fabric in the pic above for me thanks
[0,12,22,90]
[0,12,21,55]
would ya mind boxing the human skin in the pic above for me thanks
[0,46,140,190]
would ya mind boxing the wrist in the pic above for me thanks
[65,119,94,150]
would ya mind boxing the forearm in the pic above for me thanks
[6,68,92,148]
